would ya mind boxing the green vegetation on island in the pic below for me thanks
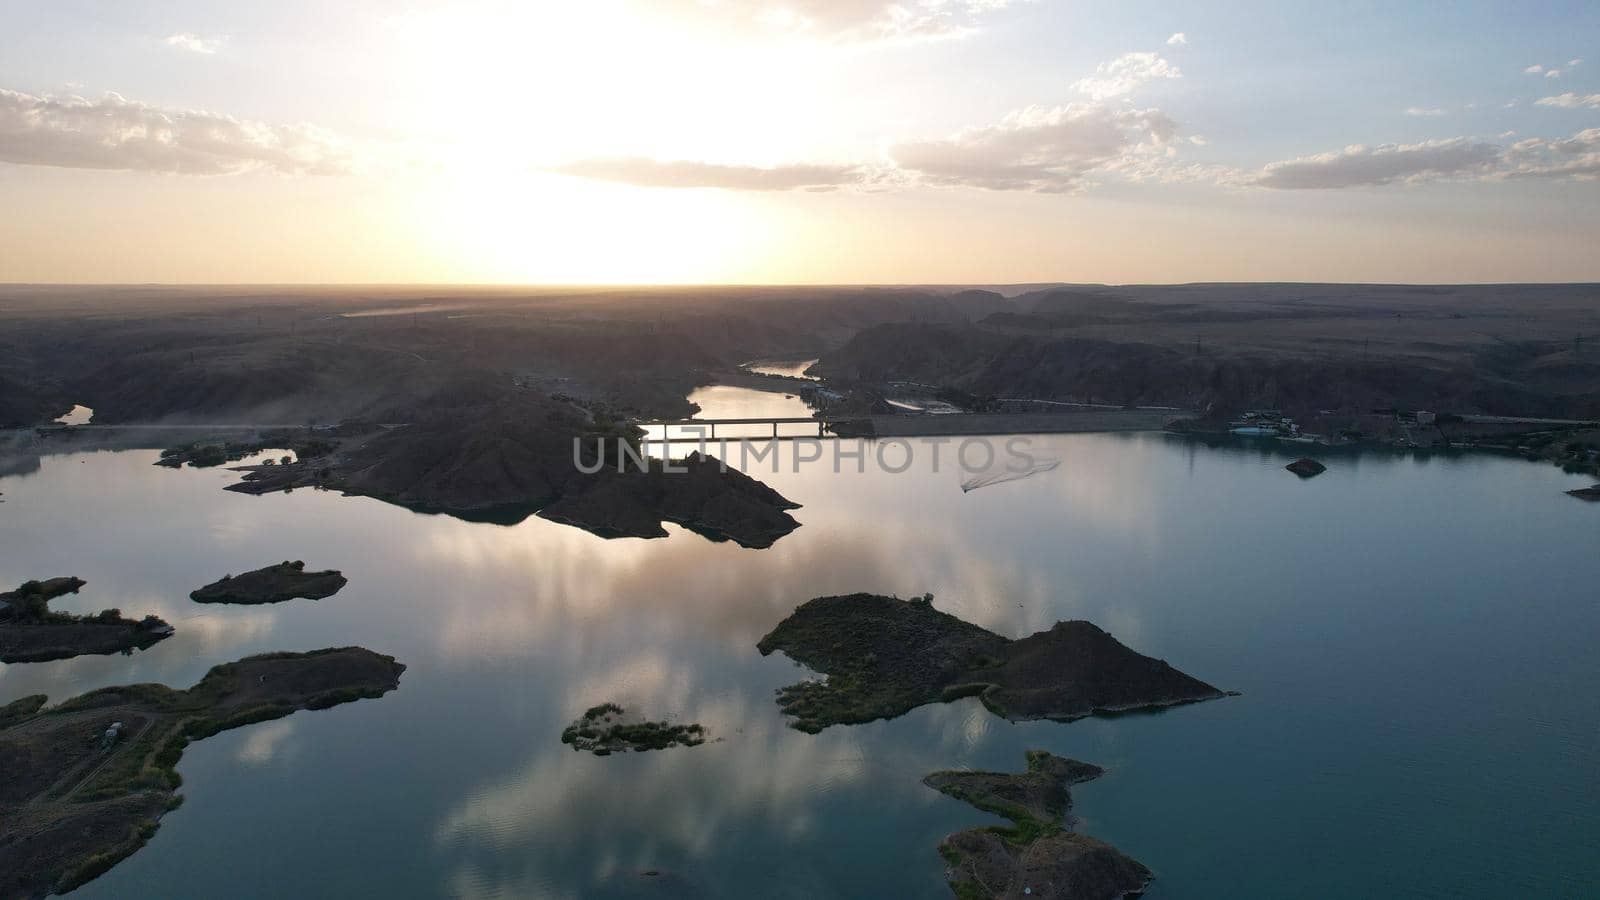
[757,593,1230,732]
[0,647,405,899]
[560,703,708,755]
[927,751,1152,900]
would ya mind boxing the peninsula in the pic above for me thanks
[757,594,1229,732]
[0,578,172,664]
[0,647,405,899]
[189,561,347,604]
[926,751,1153,900]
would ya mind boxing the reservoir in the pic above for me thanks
[1,395,1595,898]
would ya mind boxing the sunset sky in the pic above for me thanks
[2,1,1597,284]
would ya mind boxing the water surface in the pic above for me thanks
[1,406,1596,898]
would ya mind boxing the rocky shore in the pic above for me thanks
[758,593,1230,732]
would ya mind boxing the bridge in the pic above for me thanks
[636,407,1191,443]
[638,417,840,442]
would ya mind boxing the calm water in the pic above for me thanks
[2,394,1597,899]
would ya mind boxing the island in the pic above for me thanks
[1285,458,1327,478]
[559,703,708,755]
[222,397,803,548]
[537,452,802,548]
[1567,484,1600,501]
[0,647,405,899]
[189,561,348,604]
[0,578,173,664]
[927,751,1153,900]
[757,593,1230,732]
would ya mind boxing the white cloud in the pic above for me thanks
[1251,138,1501,189]
[1404,106,1446,117]
[1524,64,1545,74]
[887,103,1178,191]
[1166,32,1187,46]
[1250,127,1600,189]
[1546,68,1561,78]
[1072,51,1182,100]
[164,32,227,54]
[1502,128,1600,180]
[1536,92,1600,109]
[547,157,865,191]
[0,88,352,175]
[1569,58,1584,67]
[653,0,1022,42]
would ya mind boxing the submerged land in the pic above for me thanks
[758,593,1229,732]
[189,561,347,604]
[0,647,405,899]
[0,578,172,664]
[927,751,1152,900]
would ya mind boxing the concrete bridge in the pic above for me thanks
[639,417,838,442]
[637,407,1190,443]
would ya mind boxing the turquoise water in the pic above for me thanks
[1,421,1596,898]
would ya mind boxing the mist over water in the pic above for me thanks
[2,400,1596,898]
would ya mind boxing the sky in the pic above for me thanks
[1,0,1597,284]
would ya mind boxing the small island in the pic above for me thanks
[757,593,1230,732]
[560,703,708,755]
[0,647,405,899]
[1566,484,1600,501]
[1285,458,1327,478]
[927,751,1153,900]
[189,561,348,604]
[0,577,173,664]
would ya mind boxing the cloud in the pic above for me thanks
[1072,51,1182,100]
[1546,69,1561,78]
[164,32,227,54]
[548,157,865,191]
[887,103,1178,191]
[1524,64,1544,74]
[1166,32,1187,46]
[1404,106,1447,117]
[1250,127,1600,189]
[653,0,1022,42]
[1536,92,1600,109]
[1251,138,1501,189]
[1502,128,1600,181]
[0,88,352,175]
[1570,58,1584,67]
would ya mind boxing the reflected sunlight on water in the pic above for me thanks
[2,395,1597,898]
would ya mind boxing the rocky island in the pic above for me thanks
[927,751,1153,900]
[560,703,708,755]
[222,397,802,548]
[0,578,173,664]
[757,594,1229,732]
[189,561,348,604]
[1566,484,1600,501]
[0,647,404,899]
[1285,458,1327,478]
